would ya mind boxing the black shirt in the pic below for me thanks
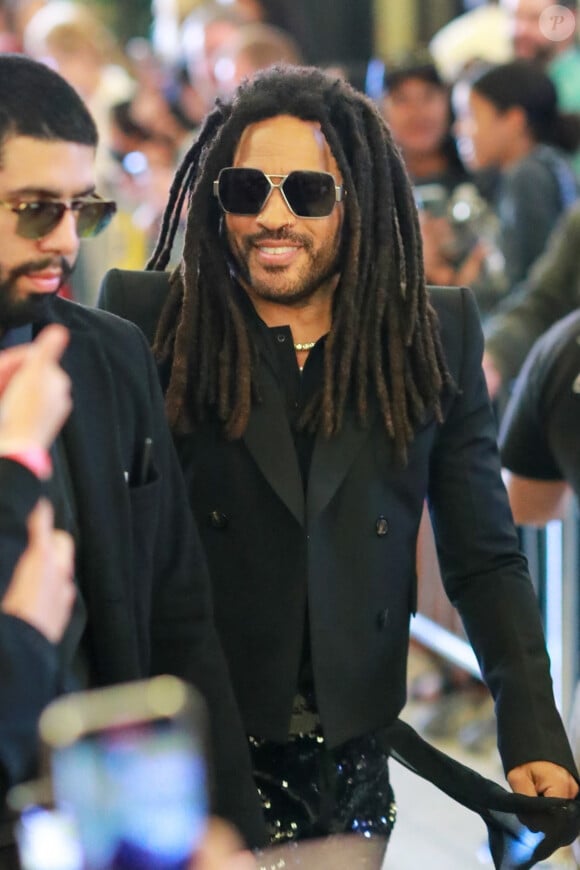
[243,297,326,490]
[243,297,327,711]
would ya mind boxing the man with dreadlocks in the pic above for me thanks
[99,65,579,854]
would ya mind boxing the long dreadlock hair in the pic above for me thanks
[149,64,450,463]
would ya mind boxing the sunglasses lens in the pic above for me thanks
[218,168,270,214]
[284,171,337,217]
[18,202,66,239]
[76,200,117,238]
[15,199,117,239]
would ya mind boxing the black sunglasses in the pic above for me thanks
[213,168,345,218]
[0,195,117,240]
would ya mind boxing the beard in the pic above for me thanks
[226,226,342,307]
[0,257,72,332]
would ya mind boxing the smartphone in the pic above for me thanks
[36,676,208,870]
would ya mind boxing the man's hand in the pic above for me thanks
[0,324,71,448]
[196,818,257,870]
[419,212,487,288]
[1,499,75,643]
[508,761,579,799]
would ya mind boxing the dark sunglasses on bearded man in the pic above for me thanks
[213,167,345,218]
[0,194,117,240]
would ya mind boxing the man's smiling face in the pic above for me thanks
[223,114,345,309]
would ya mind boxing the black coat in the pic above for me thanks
[0,299,266,848]
[99,269,577,779]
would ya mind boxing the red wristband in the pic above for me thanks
[3,447,52,480]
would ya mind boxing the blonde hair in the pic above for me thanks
[23,1,116,65]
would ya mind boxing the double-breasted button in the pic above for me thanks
[208,510,229,529]
[376,608,389,630]
[375,515,389,536]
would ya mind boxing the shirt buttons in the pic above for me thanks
[375,516,389,537]
[276,333,286,343]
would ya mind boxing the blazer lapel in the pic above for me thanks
[307,404,377,523]
[243,361,305,527]
[58,322,133,610]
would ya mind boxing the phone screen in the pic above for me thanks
[16,806,84,870]
[50,716,207,870]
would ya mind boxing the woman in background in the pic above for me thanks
[382,52,503,318]
[457,59,580,292]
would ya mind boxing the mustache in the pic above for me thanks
[245,229,313,248]
[9,257,73,284]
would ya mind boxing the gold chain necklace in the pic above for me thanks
[293,341,317,351]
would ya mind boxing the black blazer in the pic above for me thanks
[0,300,265,848]
[99,269,577,779]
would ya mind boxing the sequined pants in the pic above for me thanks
[249,730,396,848]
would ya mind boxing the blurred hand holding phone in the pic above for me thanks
[12,676,208,870]
[414,182,508,313]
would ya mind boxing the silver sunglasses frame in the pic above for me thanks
[213,168,345,218]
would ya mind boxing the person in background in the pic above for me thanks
[233,0,313,61]
[174,0,310,130]
[429,1,512,83]
[456,59,579,295]
[381,51,470,192]
[22,0,135,179]
[502,0,580,113]
[178,2,252,127]
[502,0,580,177]
[209,21,303,100]
[432,1,580,120]
[482,200,580,401]
[498,306,580,867]
[382,51,504,318]
[499,310,580,526]
[0,0,45,52]
[99,64,578,857]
